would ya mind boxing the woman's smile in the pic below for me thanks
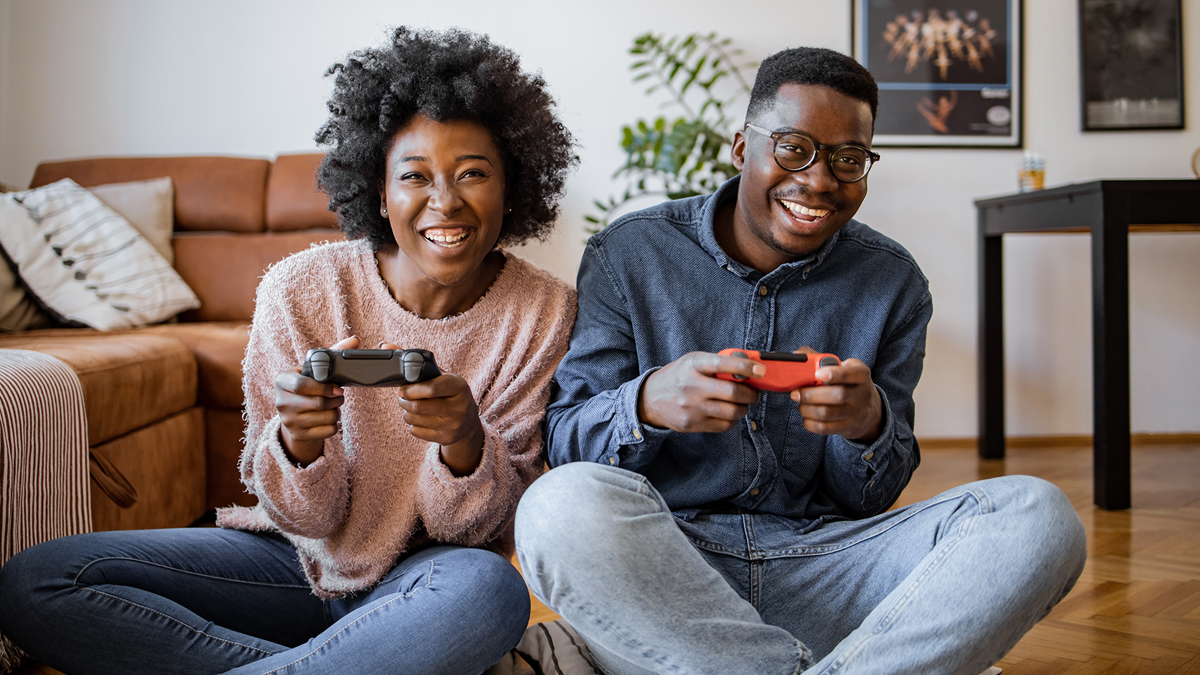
[421,226,473,247]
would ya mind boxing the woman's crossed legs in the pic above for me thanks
[0,528,528,674]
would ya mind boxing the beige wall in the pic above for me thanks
[1,0,1197,438]
[0,0,10,183]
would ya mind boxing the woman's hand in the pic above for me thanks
[274,336,358,466]
[384,342,484,477]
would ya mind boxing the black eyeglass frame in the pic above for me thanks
[743,123,881,183]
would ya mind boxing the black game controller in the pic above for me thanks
[301,348,441,387]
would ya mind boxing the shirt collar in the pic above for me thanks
[699,175,843,281]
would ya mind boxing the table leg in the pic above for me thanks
[978,216,1005,459]
[1092,200,1132,510]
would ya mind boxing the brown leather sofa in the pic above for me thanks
[0,154,343,531]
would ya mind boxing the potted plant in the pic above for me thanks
[587,32,755,231]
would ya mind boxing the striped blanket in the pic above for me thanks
[0,348,91,672]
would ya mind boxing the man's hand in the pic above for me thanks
[275,336,357,466]
[638,352,764,433]
[387,342,484,477]
[790,347,883,443]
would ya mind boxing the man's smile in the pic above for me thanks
[779,199,830,223]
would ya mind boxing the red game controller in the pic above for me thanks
[715,349,842,392]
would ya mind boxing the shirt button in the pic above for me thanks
[633,428,643,441]
[608,457,616,465]
[759,285,768,296]
[750,488,760,496]
[864,451,874,461]
[750,420,758,431]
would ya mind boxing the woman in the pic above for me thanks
[0,26,577,675]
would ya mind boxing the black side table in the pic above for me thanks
[976,180,1200,510]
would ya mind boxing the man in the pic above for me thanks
[515,47,1085,675]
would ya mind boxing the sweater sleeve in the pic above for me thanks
[237,262,351,540]
[414,276,576,548]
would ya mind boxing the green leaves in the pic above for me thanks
[586,32,754,233]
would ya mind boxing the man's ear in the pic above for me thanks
[730,130,747,172]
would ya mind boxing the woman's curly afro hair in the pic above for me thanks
[315,26,578,250]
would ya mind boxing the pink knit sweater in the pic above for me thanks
[216,239,576,598]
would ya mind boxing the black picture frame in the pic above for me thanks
[1079,0,1184,131]
[852,0,1023,148]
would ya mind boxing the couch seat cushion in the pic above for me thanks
[138,322,250,409]
[0,332,196,446]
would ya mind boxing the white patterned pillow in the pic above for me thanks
[0,179,199,330]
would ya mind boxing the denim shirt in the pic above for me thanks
[546,175,932,527]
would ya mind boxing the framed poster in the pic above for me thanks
[853,0,1022,147]
[1079,0,1183,131]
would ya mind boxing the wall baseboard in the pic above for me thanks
[918,433,1200,450]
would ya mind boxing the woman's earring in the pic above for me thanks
[381,205,388,217]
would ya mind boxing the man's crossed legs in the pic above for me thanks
[516,463,1085,675]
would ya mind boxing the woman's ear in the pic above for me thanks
[380,192,388,218]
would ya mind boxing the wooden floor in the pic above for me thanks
[894,443,1200,674]
[20,443,1200,674]
[527,443,1200,673]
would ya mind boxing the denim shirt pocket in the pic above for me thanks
[773,394,817,481]
[772,393,801,473]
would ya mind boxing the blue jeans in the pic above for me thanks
[515,463,1086,675]
[0,528,529,674]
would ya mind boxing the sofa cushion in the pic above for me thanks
[0,181,200,330]
[2,177,177,332]
[139,321,250,409]
[30,157,270,233]
[266,153,338,232]
[0,332,196,446]
[174,230,344,322]
[89,177,176,264]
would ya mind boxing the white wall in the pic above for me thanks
[0,0,10,180]
[1,0,1197,438]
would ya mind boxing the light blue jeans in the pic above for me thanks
[515,463,1086,675]
[0,528,529,674]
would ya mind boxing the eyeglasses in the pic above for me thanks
[744,124,880,183]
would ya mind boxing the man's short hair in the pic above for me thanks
[746,47,878,123]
